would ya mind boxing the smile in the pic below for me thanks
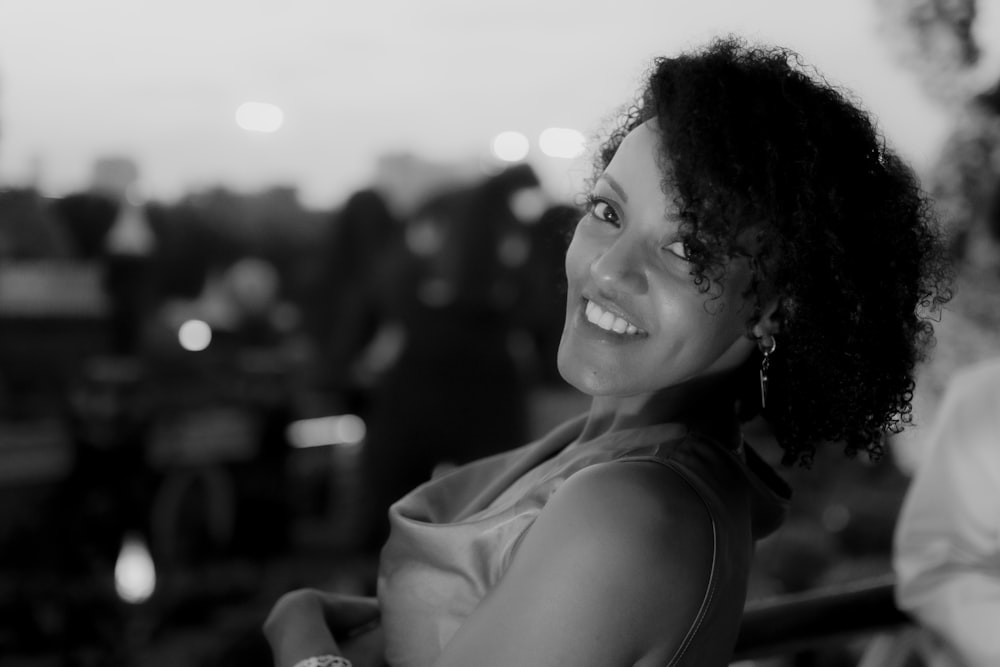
[584,299,645,335]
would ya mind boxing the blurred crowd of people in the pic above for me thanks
[0,149,584,660]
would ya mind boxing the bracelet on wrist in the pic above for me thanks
[292,656,352,667]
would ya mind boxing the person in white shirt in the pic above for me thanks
[894,356,1000,667]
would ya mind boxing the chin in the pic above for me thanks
[556,357,626,397]
[555,355,579,391]
[556,355,592,395]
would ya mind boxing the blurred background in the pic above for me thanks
[0,0,999,665]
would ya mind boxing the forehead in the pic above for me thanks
[600,122,671,214]
[606,121,661,173]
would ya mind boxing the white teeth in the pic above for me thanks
[584,299,641,335]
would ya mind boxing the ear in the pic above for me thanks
[751,296,782,344]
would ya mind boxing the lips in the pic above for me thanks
[583,297,646,336]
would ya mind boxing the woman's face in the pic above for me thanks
[557,122,757,398]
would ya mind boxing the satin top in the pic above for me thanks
[377,413,790,667]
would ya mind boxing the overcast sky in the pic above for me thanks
[1,0,998,208]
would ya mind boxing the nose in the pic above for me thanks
[589,236,648,295]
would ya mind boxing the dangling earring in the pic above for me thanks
[759,336,777,409]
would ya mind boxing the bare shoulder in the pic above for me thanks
[557,458,712,516]
[538,460,715,578]
[515,460,716,657]
[434,459,718,666]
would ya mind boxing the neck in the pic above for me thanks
[577,373,741,444]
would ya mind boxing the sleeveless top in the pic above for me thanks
[377,414,791,667]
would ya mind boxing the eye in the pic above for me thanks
[663,240,690,261]
[585,195,620,226]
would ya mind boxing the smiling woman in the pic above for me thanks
[263,35,951,667]
[559,122,762,402]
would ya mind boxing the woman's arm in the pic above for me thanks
[264,591,383,667]
[431,461,716,667]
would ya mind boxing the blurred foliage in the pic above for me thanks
[0,187,73,258]
[876,0,981,106]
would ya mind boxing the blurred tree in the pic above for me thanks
[929,82,1000,263]
[0,187,72,258]
[50,190,118,259]
[877,0,1000,478]
[177,185,327,309]
[876,0,980,106]
[877,0,1000,265]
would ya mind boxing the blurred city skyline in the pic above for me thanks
[2,0,999,208]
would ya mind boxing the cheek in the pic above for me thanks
[562,233,591,294]
[693,302,755,366]
[696,299,747,342]
[658,292,745,358]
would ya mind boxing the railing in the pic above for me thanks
[733,574,916,663]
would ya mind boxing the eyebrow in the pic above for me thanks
[600,174,628,204]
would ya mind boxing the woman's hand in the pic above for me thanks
[339,617,386,667]
[263,589,382,667]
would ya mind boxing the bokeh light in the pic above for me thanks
[235,101,285,133]
[178,319,212,351]
[539,127,586,158]
[114,534,156,604]
[491,131,530,162]
[287,414,367,448]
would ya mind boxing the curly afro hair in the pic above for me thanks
[590,36,952,466]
